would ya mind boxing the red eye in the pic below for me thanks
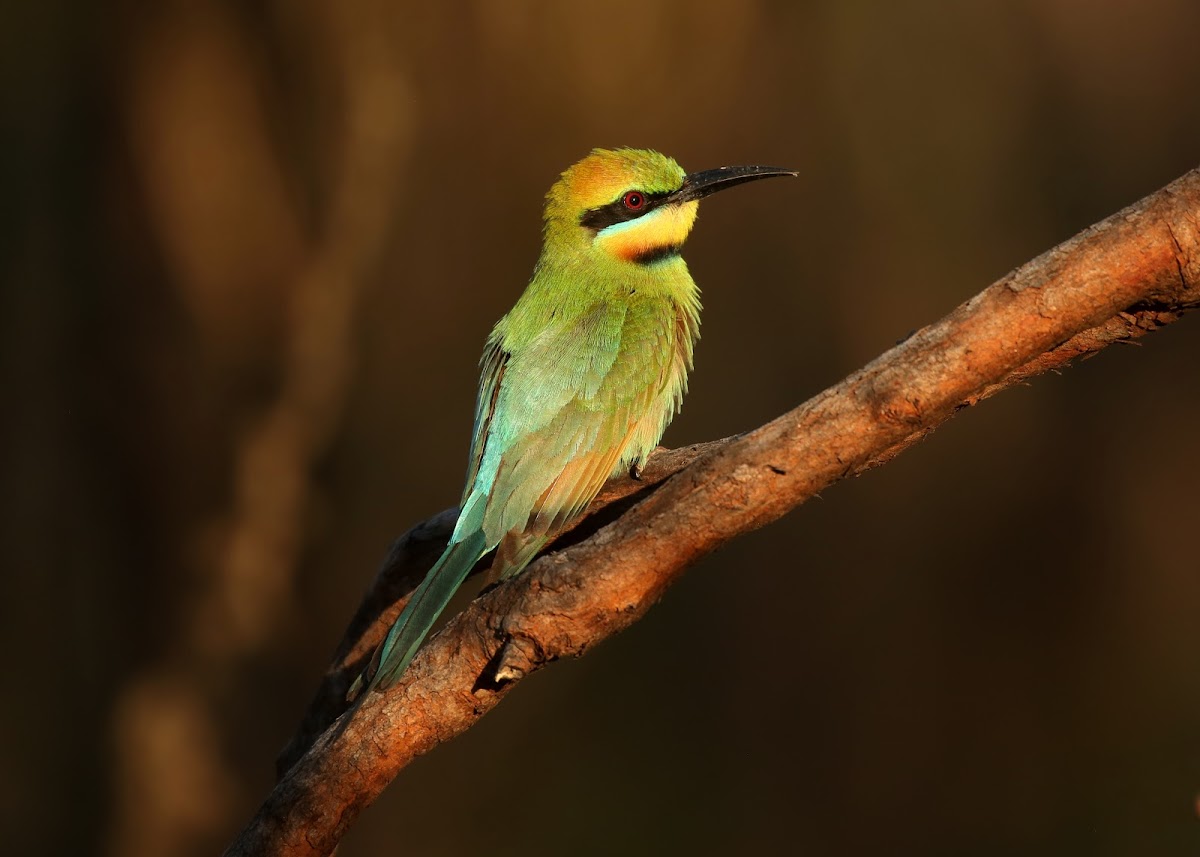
[623,191,645,211]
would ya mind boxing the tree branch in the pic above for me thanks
[226,168,1200,857]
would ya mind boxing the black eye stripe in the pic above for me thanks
[579,189,673,232]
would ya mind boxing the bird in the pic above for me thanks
[368,148,795,691]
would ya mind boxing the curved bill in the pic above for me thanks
[670,165,798,204]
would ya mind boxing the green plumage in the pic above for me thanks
[369,148,792,690]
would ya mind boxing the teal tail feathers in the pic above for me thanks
[370,528,488,690]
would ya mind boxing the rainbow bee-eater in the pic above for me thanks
[370,148,795,690]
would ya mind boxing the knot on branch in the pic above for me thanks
[483,633,541,686]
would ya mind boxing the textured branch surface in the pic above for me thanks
[227,169,1200,857]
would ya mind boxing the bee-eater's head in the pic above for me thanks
[543,148,796,265]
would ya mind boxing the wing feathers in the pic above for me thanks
[470,295,697,579]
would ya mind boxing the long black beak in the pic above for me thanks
[670,165,798,204]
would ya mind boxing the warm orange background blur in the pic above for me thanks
[5,2,1200,855]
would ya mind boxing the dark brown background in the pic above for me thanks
[5,1,1200,855]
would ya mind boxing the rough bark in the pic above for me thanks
[227,168,1200,857]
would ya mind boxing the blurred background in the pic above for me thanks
[4,0,1200,855]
